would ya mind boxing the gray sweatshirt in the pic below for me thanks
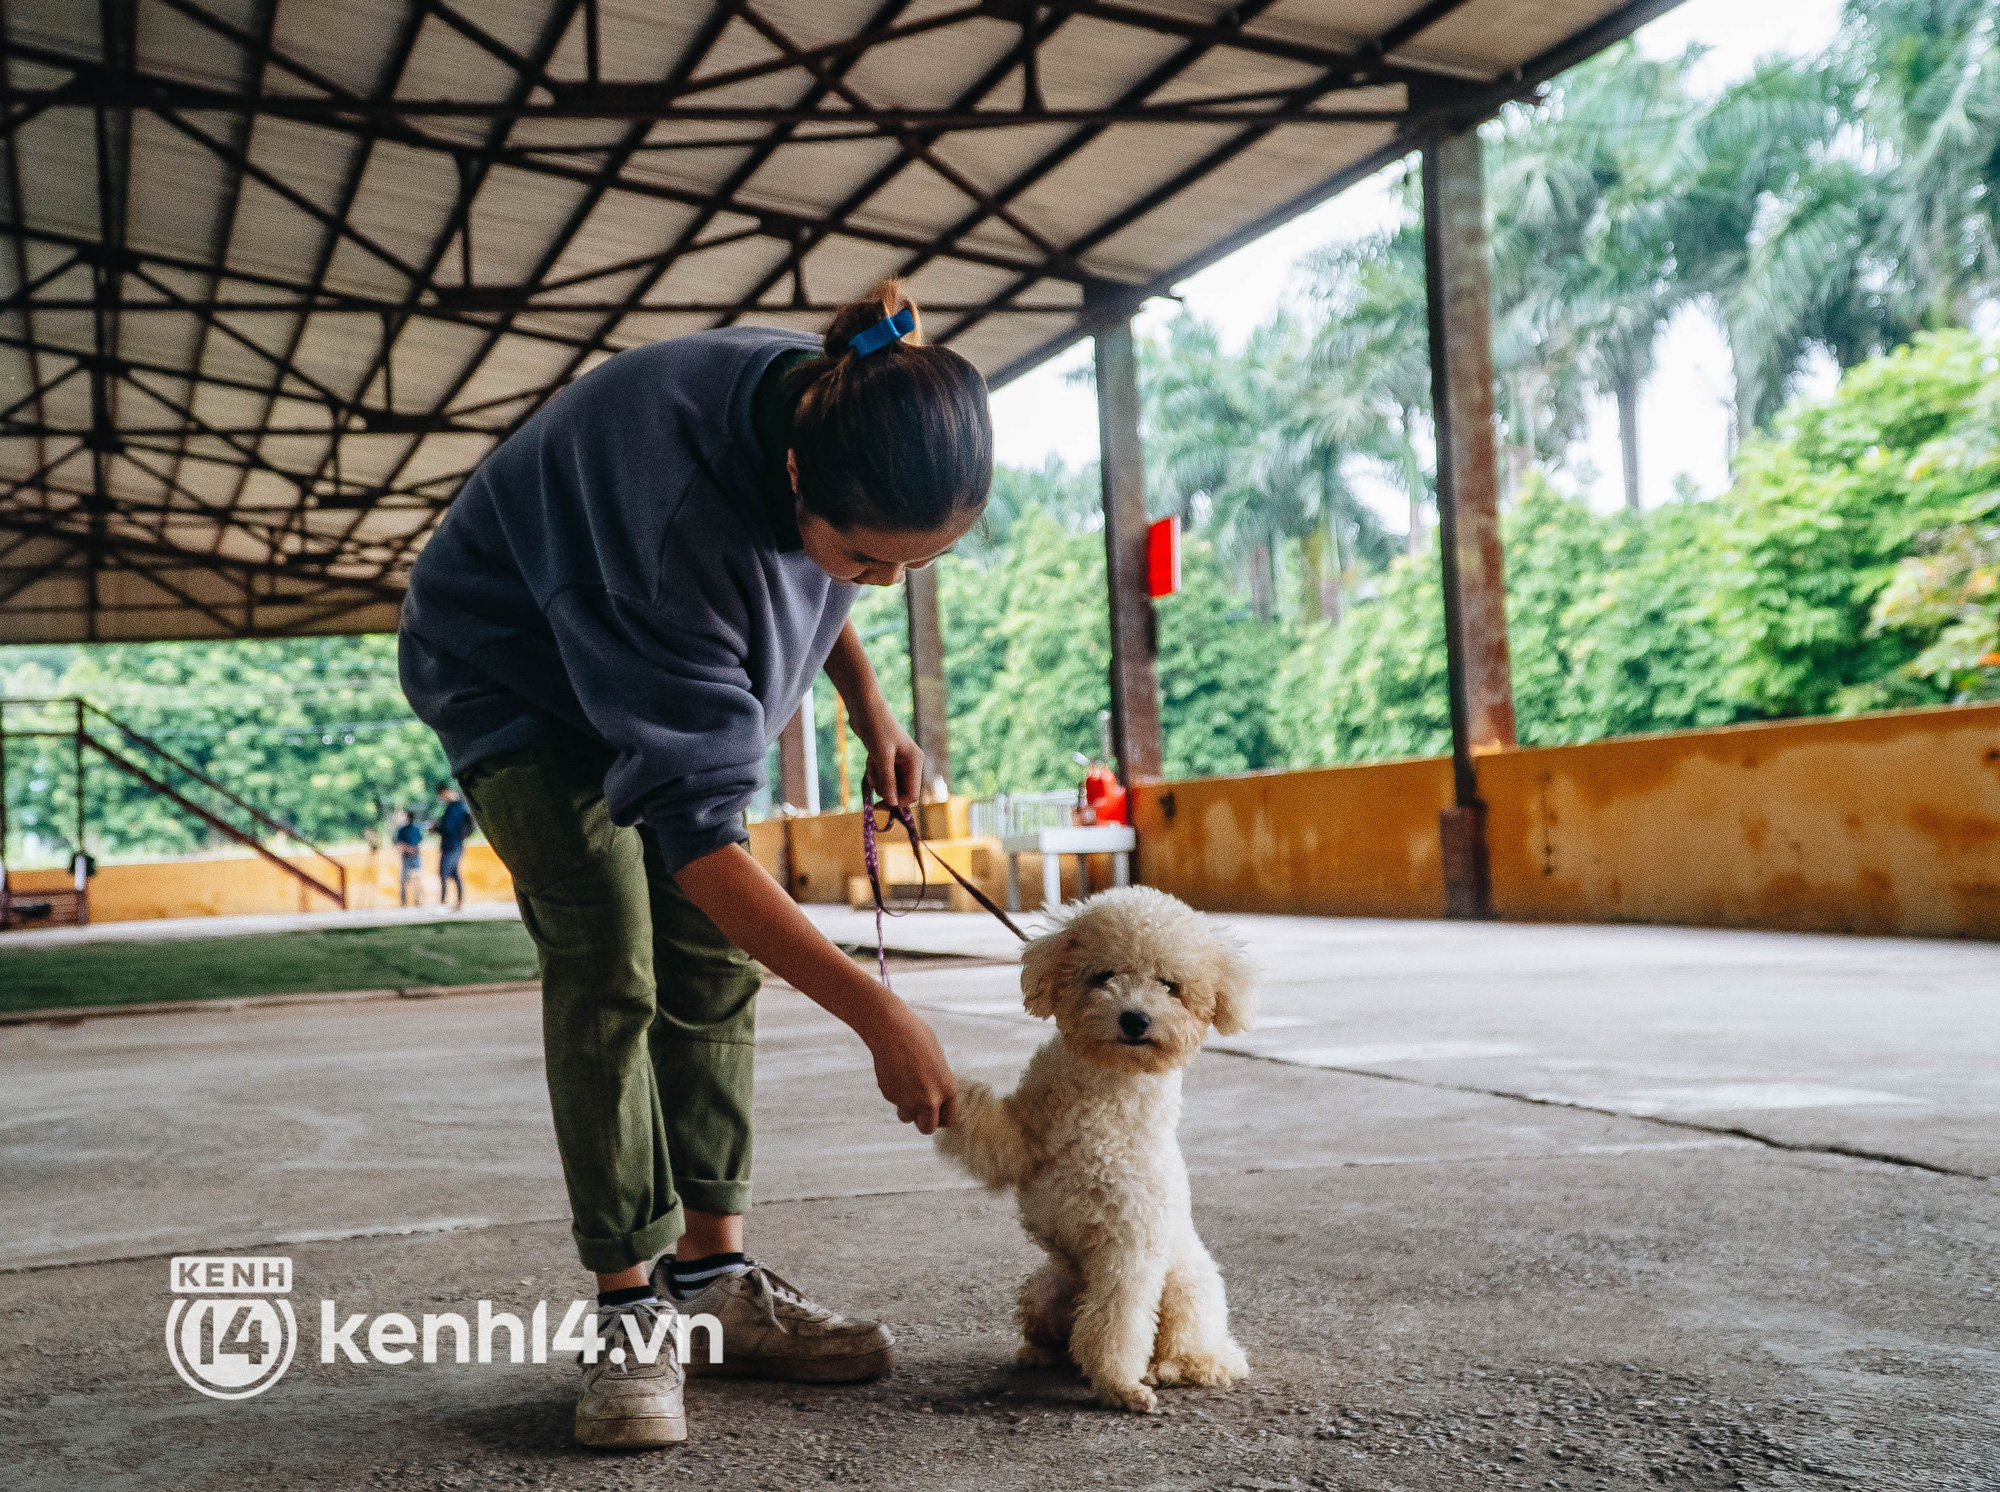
[398,326,854,873]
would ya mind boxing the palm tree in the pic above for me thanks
[1302,227,1435,552]
[1142,312,1390,622]
[1852,0,2000,329]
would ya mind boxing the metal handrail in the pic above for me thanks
[79,701,347,901]
[0,695,348,909]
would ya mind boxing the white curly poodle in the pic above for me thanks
[935,885,1258,1412]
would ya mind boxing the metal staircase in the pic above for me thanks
[0,697,347,928]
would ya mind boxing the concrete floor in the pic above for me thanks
[1,910,1995,1489]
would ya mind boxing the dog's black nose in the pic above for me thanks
[1118,1010,1151,1040]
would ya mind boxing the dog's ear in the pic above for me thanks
[1201,925,1259,1036]
[1019,922,1073,1020]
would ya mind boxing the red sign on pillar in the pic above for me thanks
[1146,515,1181,598]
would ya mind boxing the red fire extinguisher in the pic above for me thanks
[1074,710,1127,826]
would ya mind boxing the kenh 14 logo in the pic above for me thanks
[166,1255,296,1400]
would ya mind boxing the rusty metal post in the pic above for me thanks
[1094,313,1164,787]
[1423,129,1516,919]
[904,565,951,798]
[777,692,818,815]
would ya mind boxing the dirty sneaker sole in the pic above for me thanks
[686,1345,893,1383]
[574,1410,688,1448]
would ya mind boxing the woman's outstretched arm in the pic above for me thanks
[674,841,958,1133]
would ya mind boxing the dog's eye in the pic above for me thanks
[1164,981,1182,999]
[1087,970,1115,988]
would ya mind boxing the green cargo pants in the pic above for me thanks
[459,730,759,1273]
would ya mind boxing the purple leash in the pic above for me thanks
[861,782,1028,990]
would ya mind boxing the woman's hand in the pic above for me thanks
[858,998,959,1134]
[823,618,925,806]
[852,700,924,808]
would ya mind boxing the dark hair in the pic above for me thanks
[786,279,993,532]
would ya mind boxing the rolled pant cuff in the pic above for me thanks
[674,1177,751,1216]
[573,1205,684,1274]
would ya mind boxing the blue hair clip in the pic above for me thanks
[847,305,915,357]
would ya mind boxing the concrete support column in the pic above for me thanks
[777,691,818,814]
[1423,129,1516,919]
[904,565,950,798]
[1094,314,1164,787]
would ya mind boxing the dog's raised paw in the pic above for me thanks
[1096,1381,1158,1413]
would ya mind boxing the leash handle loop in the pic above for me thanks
[860,783,1030,991]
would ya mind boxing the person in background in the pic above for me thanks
[394,810,425,907]
[435,781,473,911]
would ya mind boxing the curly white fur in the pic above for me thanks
[936,886,1257,1412]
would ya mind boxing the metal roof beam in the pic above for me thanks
[3,296,1081,317]
[1,48,1109,282]
[14,80,1422,127]
[900,0,1291,341]
[0,510,405,598]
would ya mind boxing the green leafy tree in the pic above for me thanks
[1704,331,1994,715]
[2,636,450,864]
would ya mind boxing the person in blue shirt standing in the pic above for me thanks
[434,782,474,910]
[393,810,425,908]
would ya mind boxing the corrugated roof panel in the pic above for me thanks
[186,380,278,432]
[602,311,727,347]
[243,115,358,216]
[343,140,464,278]
[448,333,580,415]
[1409,0,1632,74]
[135,0,263,90]
[7,0,96,56]
[791,234,920,308]
[105,453,169,504]
[199,310,309,390]
[842,16,1020,113]
[1,0,1667,641]
[920,121,1093,220]
[393,14,526,151]
[1011,123,1248,277]
[318,235,415,301]
[738,138,914,229]
[1086,121,1402,275]
[113,307,202,376]
[13,108,97,241]
[647,232,793,306]
[223,174,335,287]
[124,113,233,265]
[456,163,595,286]
[254,432,336,476]
[539,191,700,288]
[543,0,711,85]
[393,432,501,490]
[266,0,409,99]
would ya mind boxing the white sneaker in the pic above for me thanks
[573,1300,687,1449]
[652,1259,894,1383]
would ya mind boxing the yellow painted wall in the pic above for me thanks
[746,818,788,883]
[24,707,1994,938]
[1480,704,2000,938]
[773,798,970,903]
[1130,703,2000,938]
[10,842,516,923]
[1130,756,1455,917]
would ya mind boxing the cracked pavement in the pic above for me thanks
[1,909,1994,1489]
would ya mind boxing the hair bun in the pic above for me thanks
[826,278,924,356]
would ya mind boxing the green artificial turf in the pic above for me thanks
[0,918,541,1014]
